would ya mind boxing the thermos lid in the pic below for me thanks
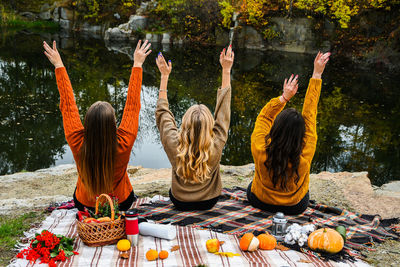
[126,209,139,216]
[273,212,287,223]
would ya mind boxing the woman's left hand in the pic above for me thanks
[156,53,172,77]
[43,41,64,68]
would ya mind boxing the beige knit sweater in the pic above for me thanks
[155,86,231,202]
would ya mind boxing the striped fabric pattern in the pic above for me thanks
[138,187,400,260]
[10,197,370,267]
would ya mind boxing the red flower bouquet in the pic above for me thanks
[16,230,78,267]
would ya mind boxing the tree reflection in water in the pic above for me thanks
[0,32,399,186]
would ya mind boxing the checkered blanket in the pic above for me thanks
[137,187,400,261]
[10,196,371,267]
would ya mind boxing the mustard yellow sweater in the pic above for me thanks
[250,78,322,206]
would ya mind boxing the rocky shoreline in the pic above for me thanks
[1,164,399,218]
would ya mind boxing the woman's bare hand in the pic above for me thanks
[133,40,152,68]
[220,45,234,72]
[281,74,299,102]
[156,52,172,77]
[312,51,330,79]
[43,41,64,68]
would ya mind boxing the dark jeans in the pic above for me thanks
[73,188,137,212]
[247,182,309,215]
[169,189,219,211]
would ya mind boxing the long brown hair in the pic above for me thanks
[79,101,117,197]
[265,108,305,191]
[176,104,215,184]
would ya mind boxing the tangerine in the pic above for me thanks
[146,249,158,261]
[116,239,131,252]
[159,250,169,260]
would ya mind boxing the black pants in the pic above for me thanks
[169,189,219,211]
[246,182,309,215]
[73,188,137,212]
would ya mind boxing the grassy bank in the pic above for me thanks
[0,6,59,31]
[0,212,45,266]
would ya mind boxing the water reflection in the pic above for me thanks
[0,31,399,186]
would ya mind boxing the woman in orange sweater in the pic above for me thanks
[248,52,330,215]
[43,40,152,211]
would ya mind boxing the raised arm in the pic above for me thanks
[43,41,84,152]
[119,40,152,140]
[251,74,298,147]
[213,46,234,145]
[155,53,179,162]
[301,52,330,161]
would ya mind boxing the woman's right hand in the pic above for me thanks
[133,40,152,68]
[220,45,234,72]
[281,74,299,103]
[156,53,172,76]
[43,41,64,68]
[312,51,330,79]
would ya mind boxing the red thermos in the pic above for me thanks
[125,209,139,246]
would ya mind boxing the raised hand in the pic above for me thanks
[220,45,234,72]
[43,41,64,68]
[156,52,172,77]
[312,51,330,79]
[282,74,299,102]
[133,40,152,68]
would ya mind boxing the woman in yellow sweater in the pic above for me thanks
[248,52,330,215]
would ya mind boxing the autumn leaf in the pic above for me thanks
[171,245,180,252]
[298,259,312,263]
[219,241,225,245]
[275,243,290,251]
[120,253,129,259]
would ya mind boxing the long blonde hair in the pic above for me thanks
[176,104,215,184]
[79,101,117,198]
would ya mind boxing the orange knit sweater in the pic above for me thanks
[251,78,321,206]
[55,67,142,207]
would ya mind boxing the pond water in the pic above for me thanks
[1,31,399,186]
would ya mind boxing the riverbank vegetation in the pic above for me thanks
[0,4,58,31]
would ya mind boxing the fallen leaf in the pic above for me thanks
[120,253,129,259]
[171,245,180,252]
[298,259,312,263]
[214,252,240,257]
[219,241,225,245]
[275,243,290,251]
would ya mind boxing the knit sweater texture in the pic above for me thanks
[55,67,142,207]
[251,78,321,206]
[155,86,231,202]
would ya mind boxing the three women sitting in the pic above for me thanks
[45,38,329,215]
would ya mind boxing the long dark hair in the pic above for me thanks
[79,101,117,197]
[265,108,305,191]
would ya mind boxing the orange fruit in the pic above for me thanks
[159,250,169,260]
[116,239,131,252]
[146,249,158,261]
[257,233,277,250]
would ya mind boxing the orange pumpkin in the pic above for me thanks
[308,228,344,254]
[146,249,158,261]
[159,250,169,260]
[239,233,259,252]
[257,233,277,250]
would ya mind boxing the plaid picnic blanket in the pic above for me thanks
[10,196,371,267]
[137,187,400,261]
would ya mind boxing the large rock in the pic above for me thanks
[145,33,161,43]
[39,11,51,20]
[59,19,71,30]
[104,27,131,41]
[128,15,148,31]
[236,26,265,49]
[161,33,171,44]
[375,181,400,198]
[60,7,74,21]
[19,12,37,20]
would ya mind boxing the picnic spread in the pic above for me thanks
[11,188,399,267]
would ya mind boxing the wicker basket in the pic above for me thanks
[77,194,126,247]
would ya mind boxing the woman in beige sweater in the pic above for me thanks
[155,46,234,210]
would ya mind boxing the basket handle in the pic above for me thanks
[95,194,115,221]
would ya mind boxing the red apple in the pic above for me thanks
[206,238,220,253]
